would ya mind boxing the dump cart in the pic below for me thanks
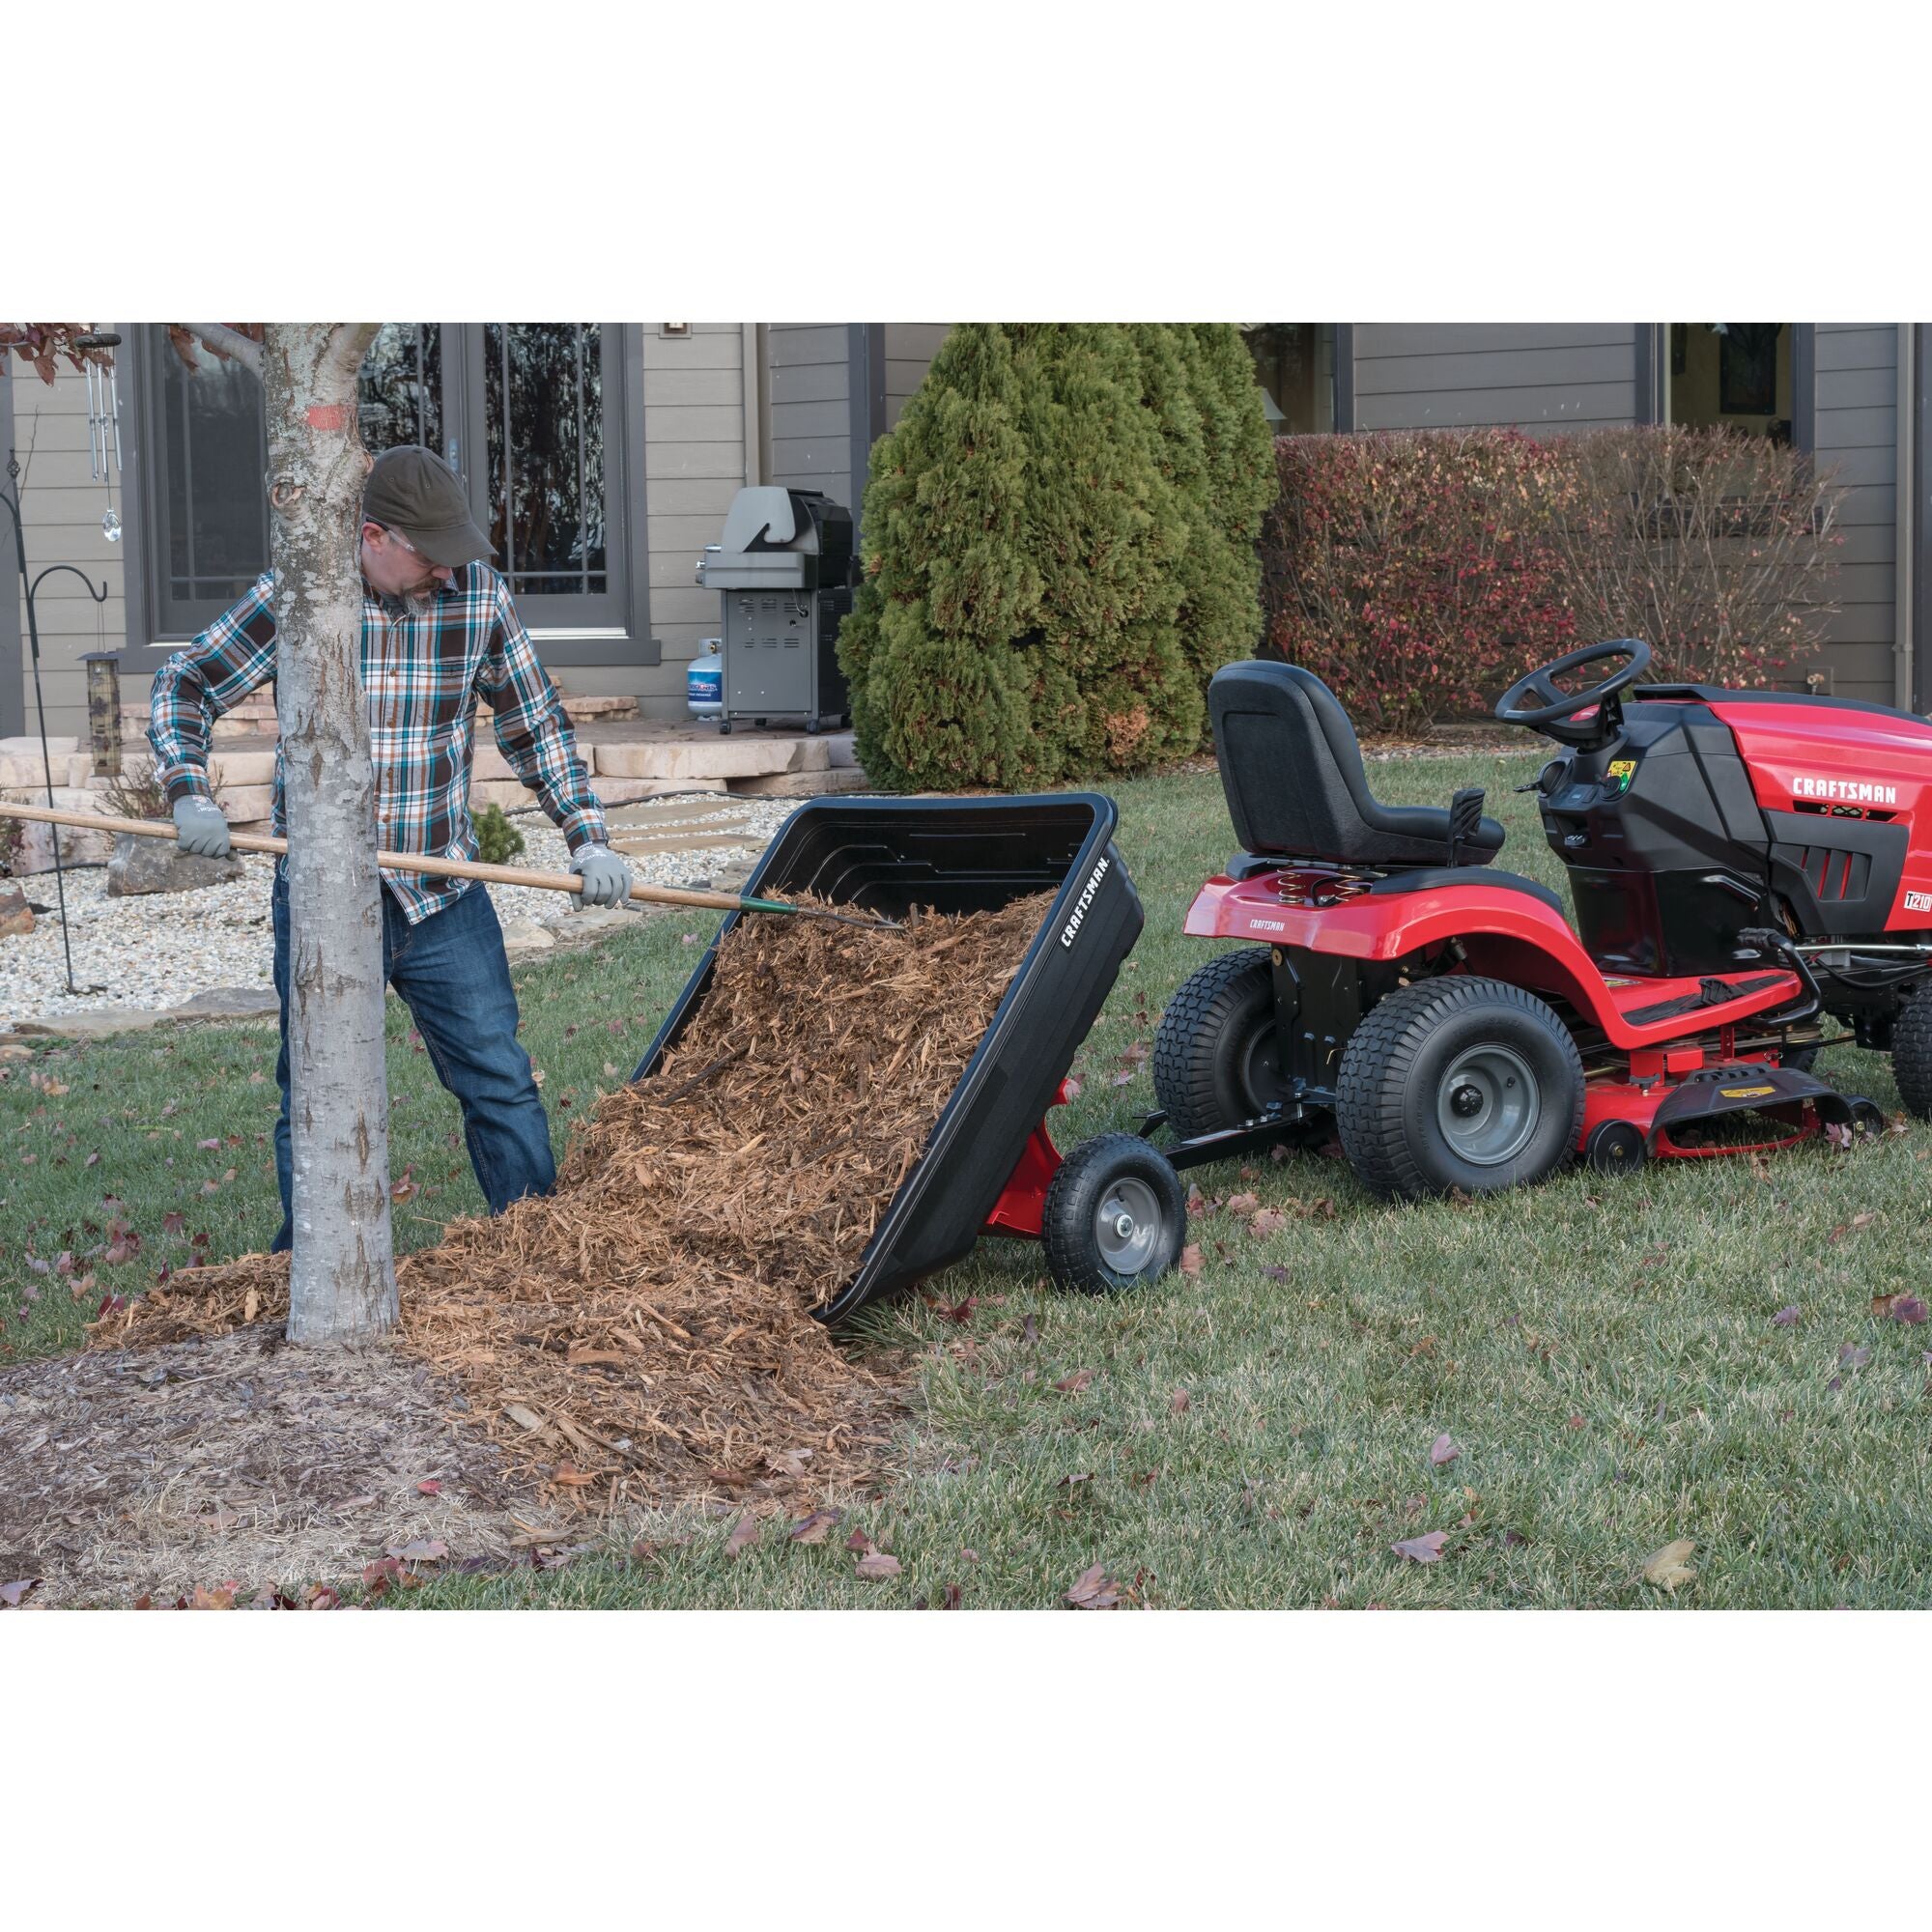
[632,793,1182,1321]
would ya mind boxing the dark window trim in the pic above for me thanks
[0,358,23,734]
[847,323,885,550]
[1792,322,1817,455]
[1333,324,1355,433]
[1634,323,1662,425]
[122,323,656,671]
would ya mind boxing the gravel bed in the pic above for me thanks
[0,796,800,1031]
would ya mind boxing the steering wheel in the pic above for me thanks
[1494,638,1653,748]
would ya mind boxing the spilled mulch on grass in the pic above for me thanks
[87,891,1053,1521]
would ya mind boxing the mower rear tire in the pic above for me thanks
[1337,977,1586,1201]
[1152,948,1290,1140]
[1043,1133,1186,1295]
[1892,995,1932,1121]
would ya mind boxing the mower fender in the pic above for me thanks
[1183,874,1623,1034]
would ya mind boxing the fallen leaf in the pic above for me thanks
[1392,1531,1450,1563]
[1261,1264,1292,1283]
[389,1167,417,1203]
[724,1514,761,1559]
[788,1509,843,1544]
[1109,1071,1134,1088]
[934,1295,978,1325]
[1642,1539,1697,1592]
[416,1479,442,1496]
[362,1556,403,1595]
[1170,1389,1191,1414]
[844,1526,873,1555]
[855,1551,901,1579]
[1771,1305,1800,1327]
[1064,1562,1122,1609]
[1429,1433,1461,1467]
[0,1577,41,1608]
[1249,1207,1288,1237]
[385,1538,448,1563]
[1061,1075,1082,1100]
[1054,1369,1094,1394]
[1178,1244,1204,1278]
[1022,1314,1039,1345]
[1891,1296,1930,1324]
[161,1210,185,1237]
[1838,1344,1872,1369]
[1226,1192,1260,1216]
[190,1583,238,1610]
[550,1463,599,1487]
[939,1583,964,1609]
[197,1137,221,1151]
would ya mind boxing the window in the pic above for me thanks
[1665,323,1794,442]
[128,324,649,660]
[1241,325,1337,434]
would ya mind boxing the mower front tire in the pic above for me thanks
[1043,1133,1186,1295]
[1893,994,1932,1121]
[1152,948,1288,1139]
[1336,977,1585,1201]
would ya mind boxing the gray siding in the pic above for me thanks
[4,355,131,740]
[766,324,854,508]
[1351,324,1639,434]
[883,324,950,431]
[1811,324,1898,704]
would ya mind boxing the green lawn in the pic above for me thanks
[7,752,1930,1607]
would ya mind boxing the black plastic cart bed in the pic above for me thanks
[631,793,1180,1321]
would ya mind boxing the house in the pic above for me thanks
[4,322,1920,745]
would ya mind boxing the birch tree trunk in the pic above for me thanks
[263,323,397,1345]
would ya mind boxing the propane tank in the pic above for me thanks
[687,638,724,720]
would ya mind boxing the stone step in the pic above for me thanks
[725,766,876,799]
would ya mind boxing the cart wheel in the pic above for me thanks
[1585,1118,1647,1176]
[1042,1133,1186,1295]
[1782,1043,1819,1074]
[1893,995,1932,1121]
[1337,977,1585,1201]
[1152,948,1290,1139]
[805,715,820,734]
[1848,1096,1888,1137]
[719,722,733,736]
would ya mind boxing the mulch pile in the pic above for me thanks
[91,890,1052,1514]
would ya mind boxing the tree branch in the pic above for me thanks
[182,324,264,377]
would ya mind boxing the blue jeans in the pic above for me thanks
[270,863,555,1252]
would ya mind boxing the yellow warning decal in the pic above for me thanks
[1608,760,1636,781]
[1719,1085,1776,1099]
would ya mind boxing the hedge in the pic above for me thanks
[1261,425,1845,736]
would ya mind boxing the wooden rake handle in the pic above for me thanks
[0,800,756,915]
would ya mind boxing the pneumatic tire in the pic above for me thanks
[1042,1134,1186,1295]
[1152,949,1288,1140]
[1892,995,1932,1121]
[1336,977,1586,1201]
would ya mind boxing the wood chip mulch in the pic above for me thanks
[86,890,1053,1519]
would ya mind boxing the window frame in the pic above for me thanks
[122,322,654,668]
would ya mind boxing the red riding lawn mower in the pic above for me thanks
[1150,639,1932,1198]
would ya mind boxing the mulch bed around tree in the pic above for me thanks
[59,890,1051,1579]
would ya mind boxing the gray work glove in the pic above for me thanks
[173,795,233,859]
[570,841,632,909]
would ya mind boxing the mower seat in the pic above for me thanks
[1208,661,1506,870]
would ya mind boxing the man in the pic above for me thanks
[149,444,633,1252]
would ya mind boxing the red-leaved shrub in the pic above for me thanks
[1261,426,1845,734]
[1262,430,1574,737]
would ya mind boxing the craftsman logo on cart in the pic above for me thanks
[1059,856,1112,949]
[1792,774,1898,806]
[1906,891,1932,914]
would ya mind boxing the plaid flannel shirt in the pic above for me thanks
[149,563,611,925]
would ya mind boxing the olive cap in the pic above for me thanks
[362,444,494,568]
